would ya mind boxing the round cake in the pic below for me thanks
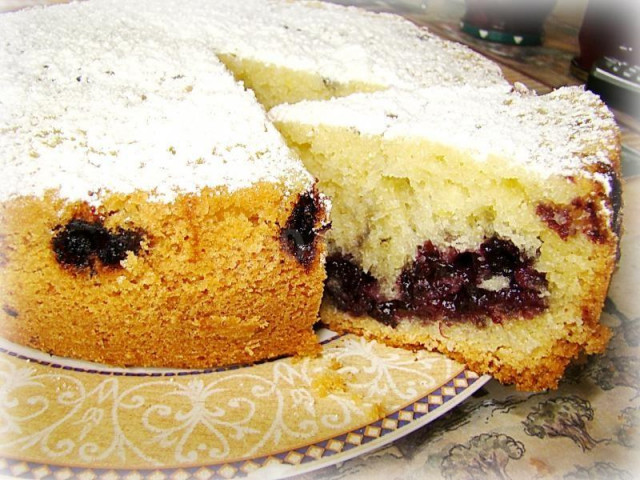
[0,0,621,389]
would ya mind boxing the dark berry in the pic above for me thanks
[97,228,144,265]
[325,235,548,327]
[2,305,19,318]
[481,237,522,274]
[52,219,144,270]
[371,301,403,327]
[280,188,327,268]
[536,196,610,244]
[325,255,378,316]
[52,219,109,268]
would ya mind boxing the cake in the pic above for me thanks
[270,85,622,391]
[0,2,330,368]
[0,0,621,389]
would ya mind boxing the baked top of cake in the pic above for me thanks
[200,0,505,89]
[0,1,313,206]
[270,84,620,195]
[93,0,505,90]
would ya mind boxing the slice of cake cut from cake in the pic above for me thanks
[0,2,329,368]
[270,84,622,391]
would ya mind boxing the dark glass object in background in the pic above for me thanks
[460,0,557,46]
[571,0,639,79]
[572,0,640,118]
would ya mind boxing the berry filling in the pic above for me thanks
[280,187,328,269]
[325,236,548,327]
[52,219,145,270]
[536,197,608,244]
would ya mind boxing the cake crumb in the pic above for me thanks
[311,370,347,397]
[367,402,387,421]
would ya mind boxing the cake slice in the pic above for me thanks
[0,2,329,368]
[270,84,622,391]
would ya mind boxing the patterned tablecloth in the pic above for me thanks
[1,1,639,479]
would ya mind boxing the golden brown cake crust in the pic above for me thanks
[0,183,326,368]
[321,301,611,392]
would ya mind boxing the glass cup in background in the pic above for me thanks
[460,0,557,46]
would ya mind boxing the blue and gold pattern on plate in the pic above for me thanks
[0,334,488,479]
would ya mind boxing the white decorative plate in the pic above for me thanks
[0,331,489,479]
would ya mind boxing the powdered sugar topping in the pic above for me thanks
[202,0,505,89]
[0,0,614,205]
[0,1,312,204]
[270,84,619,183]
[101,0,505,90]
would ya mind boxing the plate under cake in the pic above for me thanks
[270,84,622,391]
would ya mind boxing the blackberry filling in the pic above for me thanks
[325,236,548,326]
[97,227,146,266]
[536,197,608,244]
[52,219,144,270]
[280,187,328,269]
